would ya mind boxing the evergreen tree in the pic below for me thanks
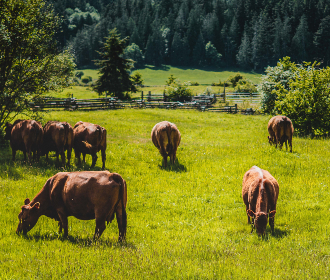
[192,32,205,66]
[236,30,251,68]
[292,14,311,62]
[93,29,135,99]
[205,41,222,67]
[313,15,330,65]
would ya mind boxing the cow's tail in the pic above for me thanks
[165,124,173,155]
[120,178,127,240]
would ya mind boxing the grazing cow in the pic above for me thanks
[5,119,43,162]
[151,121,181,167]
[268,115,294,152]
[73,121,107,169]
[42,121,74,166]
[16,171,127,241]
[242,166,279,236]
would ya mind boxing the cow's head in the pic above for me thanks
[4,123,13,140]
[247,210,276,236]
[16,198,41,235]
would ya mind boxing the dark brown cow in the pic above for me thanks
[268,115,294,152]
[16,171,127,241]
[151,121,181,167]
[42,121,74,166]
[242,166,279,236]
[5,119,43,162]
[73,121,107,169]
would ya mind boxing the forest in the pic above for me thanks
[49,0,330,70]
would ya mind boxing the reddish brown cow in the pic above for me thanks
[242,166,279,236]
[268,115,294,152]
[42,121,74,166]
[73,121,107,169]
[151,121,181,167]
[16,171,127,241]
[5,119,43,162]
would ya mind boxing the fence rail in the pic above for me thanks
[30,95,257,114]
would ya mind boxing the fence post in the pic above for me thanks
[141,91,143,100]
[223,85,226,102]
[148,91,151,102]
[163,90,166,102]
[235,104,238,113]
[250,92,252,103]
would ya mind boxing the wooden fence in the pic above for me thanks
[215,92,262,103]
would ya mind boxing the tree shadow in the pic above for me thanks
[158,159,187,173]
[20,232,135,248]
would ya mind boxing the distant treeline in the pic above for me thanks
[49,0,330,70]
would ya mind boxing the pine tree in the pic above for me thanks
[192,32,205,66]
[313,15,330,65]
[292,14,311,62]
[93,28,135,99]
[236,30,251,68]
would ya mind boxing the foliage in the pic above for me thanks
[93,29,136,99]
[205,41,222,66]
[165,74,177,86]
[274,62,330,136]
[75,71,84,79]
[226,73,244,87]
[164,80,192,102]
[81,76,92,84]
[2,109,330,278]
[124,43,144,69]
[259,57,299,114]
[131,72,144,87]
[235,79,257,93]
[0,0,75,130]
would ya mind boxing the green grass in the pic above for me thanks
[75,66,262,86]
[1,109,330,278]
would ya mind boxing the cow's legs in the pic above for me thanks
[82,153,86,163]
[12,149,16,161]
[67,147,72,167]
[116,201,127,241]
[94,215,107,239]
[289,136,293,152]
[56,209,68,236]
[75,149,81,165]
[269,217,275,233]
[91,154,98,168]
[101,149,106,170]
[60,149,65,165]
[58,221,63,233]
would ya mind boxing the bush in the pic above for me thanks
[75,71,84,79]
[235,79,257,93]
[165,80,192,102]
[81,75,92,84]
[259,57,299,114]
[131,71,144,86]
[226,73,244,87]
[274,62,330,136]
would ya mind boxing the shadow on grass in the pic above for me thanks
[158,159,187,173]
[259,227,289,241]
[20,232,135,248]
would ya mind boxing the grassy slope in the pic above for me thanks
[1,109,329,278]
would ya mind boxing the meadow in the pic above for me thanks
[1,108,330,279]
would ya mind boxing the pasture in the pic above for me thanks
[1,109,330,279]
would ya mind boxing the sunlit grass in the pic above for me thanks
[1,109,330,278]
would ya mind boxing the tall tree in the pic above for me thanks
[93,28,135,99]
[313,16,330,65]
[292,14,311,62]
[0,0,75,130]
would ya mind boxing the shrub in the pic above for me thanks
[165,80,192,102]
[131,72,144,86]
[165,74,177,86]
[81,75,92,84]
[226,73,244,87]
[235,79,257,93]
[75,71,84,79]
[274,62,330,136]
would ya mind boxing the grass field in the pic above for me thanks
[76,66,261,85]
[1,109,330,278]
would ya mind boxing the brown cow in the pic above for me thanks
[42,121,74,166]
[268,115,294,152]
[242,166,279,236]
[5,119,43,162]
[16,171,127,241]
[151,121,181,167]
[73,121,107,169]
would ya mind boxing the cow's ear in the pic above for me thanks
[32,202,40,209]
[24,198,30,205]
[247,209,255,218]
[268,210,276,218]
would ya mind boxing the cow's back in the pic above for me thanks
[11,120,42,151]
[51,171,124,219]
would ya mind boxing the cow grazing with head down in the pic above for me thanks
[16,171,127,241]
[268,115,294,152]
[242,166,279,236]
[5,119,43,163]
[151,121,181,167]
[73,121,107,169]
[42,121,74,166]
